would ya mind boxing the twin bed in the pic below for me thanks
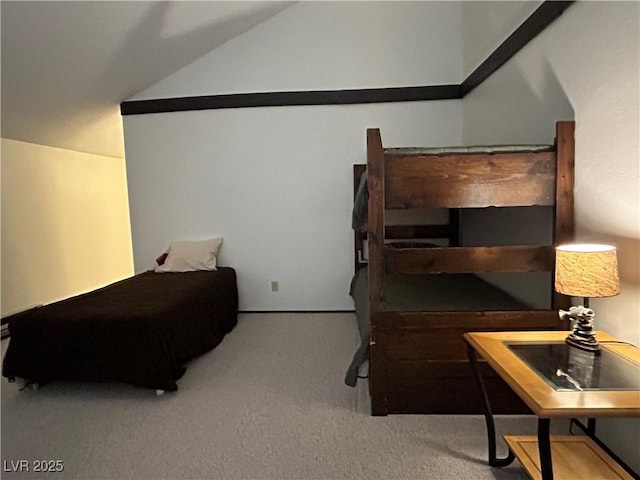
[3,265,238,393]
[346,121,575,415]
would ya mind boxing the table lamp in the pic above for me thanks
[554,244,620,352]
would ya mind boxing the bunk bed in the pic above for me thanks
[346,121,575,415]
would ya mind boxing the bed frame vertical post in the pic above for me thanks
[367,128,388,415]
[367,128,385,313]
[553,120,575,316]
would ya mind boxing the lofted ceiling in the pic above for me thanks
[1,1,293,159]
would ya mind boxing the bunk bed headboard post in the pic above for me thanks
[553,120,576,313]
[554,121,575,243]
[367,128,385,313]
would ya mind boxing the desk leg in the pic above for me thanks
[570,418,597,438]
[538,417,553,480]
[467,343,515,467]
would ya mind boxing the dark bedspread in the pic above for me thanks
[2,268,238,392]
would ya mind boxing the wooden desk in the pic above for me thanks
[464,331,640,480]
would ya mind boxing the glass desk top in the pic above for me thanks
[506,341,640,392]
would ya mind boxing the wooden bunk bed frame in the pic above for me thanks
[355,121,575,415]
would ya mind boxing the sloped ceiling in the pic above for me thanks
[1,1,293,158]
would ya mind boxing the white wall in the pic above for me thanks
[1,139,134,316]
[130,2,462,99]
[462,1,640,472]
[463,1,541,78]
[124,1,463,311]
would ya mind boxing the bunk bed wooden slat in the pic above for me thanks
[385,245,554,274]
[375,310,561,329]
[377,316,559,361]
[384,151,556,209]
[385,224,453,240]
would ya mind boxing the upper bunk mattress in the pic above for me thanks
[383,144,553,156]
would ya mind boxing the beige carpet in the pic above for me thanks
[1,313,559,479]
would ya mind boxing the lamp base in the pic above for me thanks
[565,334,601,353]
[565,314,600,352]
[559,305,601,352]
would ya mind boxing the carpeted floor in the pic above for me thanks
[1,313,564,479]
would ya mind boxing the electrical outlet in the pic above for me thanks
[271,280,279,292]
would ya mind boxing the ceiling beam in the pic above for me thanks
[121,1,574,116]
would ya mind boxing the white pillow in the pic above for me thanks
[155,237,222,273]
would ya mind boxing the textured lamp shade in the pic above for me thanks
[555,244,620,298]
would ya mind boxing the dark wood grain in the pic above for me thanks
[553,120,576,314]
[375,309,560,327]
[374,310,558,414]
[366,129,385,313]
[377,310,560,360]
[351,164,460,273]
[369,327,389,416]
[384,151,556,209]
[366,130,388,416]
[554,121,575,245]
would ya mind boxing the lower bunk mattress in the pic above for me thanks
[2,268,238,392]
[345,267,529,387]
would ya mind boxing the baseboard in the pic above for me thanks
[239,310,355,314]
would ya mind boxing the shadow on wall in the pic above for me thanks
[577,232,640,285]
[530,59,575,129]
[464,57,574,144]
[104,1,293,100]
[510,57,576,139]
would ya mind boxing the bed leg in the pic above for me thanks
[155,389,165,396]
[15,378,39,391]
